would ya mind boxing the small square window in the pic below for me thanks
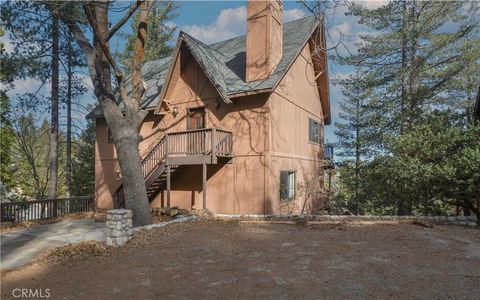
[280,170,296,201]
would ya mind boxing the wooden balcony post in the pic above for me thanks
[202,163,207,209]
[211,128,217,164]
[167,165,171,207]
[165,134,169,165]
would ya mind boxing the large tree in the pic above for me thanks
[334,0,480,215]
[334,73,375,214]
[47,13,60,202]
[369,116,480,224]
[51,1,156,226]
[0,27,16,189]
[2,1,87,202]
[340,0,479,144]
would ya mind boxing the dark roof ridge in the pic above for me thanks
[179,31,227,59]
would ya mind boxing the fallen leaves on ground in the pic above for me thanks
[0,212,96,233]
[42,241,107,263]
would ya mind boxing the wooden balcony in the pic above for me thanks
[323,145,334,169]
[115,128,233,209]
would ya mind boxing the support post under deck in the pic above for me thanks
[202,163,207,209]
[167,165,171,207]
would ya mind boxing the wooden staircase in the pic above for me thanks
[113,128,233,209]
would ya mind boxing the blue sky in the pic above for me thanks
[4,1,388,142]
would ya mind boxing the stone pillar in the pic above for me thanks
[106,209,133,246]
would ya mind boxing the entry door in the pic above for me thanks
[187,108,205,154]
[188,108,205,130]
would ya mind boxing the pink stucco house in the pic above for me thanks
[88,0,332,215]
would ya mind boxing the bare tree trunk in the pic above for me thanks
[398,0,409,216]
[48,15,59,218]
[400,0,408,135]
[66,32,72,200]
[51,1,154,226]
[409,0,420,119]
[355,94,360,215]
[114,126,152,224]
[90,2,152,226]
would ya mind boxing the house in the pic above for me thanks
[87,0,331,215]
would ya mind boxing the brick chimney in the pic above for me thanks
[246,0,283,82]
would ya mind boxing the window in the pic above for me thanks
[309,118,321,144]
[280,171,296,201]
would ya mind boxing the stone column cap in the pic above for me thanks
[107,209,132,217]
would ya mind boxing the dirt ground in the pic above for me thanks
[1,220,479,300]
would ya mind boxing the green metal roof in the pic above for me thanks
[87,16,317,119]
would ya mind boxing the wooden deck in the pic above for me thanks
[114,128,233,208]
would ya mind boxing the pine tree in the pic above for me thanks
[116,0,179,72]
[72,120,95,196]
[335,1,480,215]
[2,1,87,200]
[334,73,375,213]
[340,0,480,142]
[0,27,16,189]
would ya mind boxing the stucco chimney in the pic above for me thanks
[246,0,283,82]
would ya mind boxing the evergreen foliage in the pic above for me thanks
[332,1,480,219]
[116,1,179,72]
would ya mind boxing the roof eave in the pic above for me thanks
[270,18,331,125]
[228,88,272,98]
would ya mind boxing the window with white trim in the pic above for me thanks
[280,170,296,201]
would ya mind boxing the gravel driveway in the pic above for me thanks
[1,220,479,299]
[1,219,105,269]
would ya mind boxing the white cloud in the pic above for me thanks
[7,78,44,98]
[359,0,390,9]
[283,8,306,22]
[180,6,307,44]
[181,6,247,44]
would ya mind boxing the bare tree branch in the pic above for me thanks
[105,0,145,42]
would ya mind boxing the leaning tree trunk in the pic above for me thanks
[92,2,152,227]
[47,15,59,217]
[51,0,154,226]
[112,124,152,226]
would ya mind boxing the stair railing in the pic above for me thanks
[142,136,167,179]
[113,128,233,208]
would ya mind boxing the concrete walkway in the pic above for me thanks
[1,219,105,270]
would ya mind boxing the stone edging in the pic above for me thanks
[131,215,198,233]
[106,209,198,246]
[214,214,478,228]
[106,210,478,247]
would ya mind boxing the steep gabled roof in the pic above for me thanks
[161,31,234,105]
[87,16,319,119]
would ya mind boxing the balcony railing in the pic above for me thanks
[324,145,334,160]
